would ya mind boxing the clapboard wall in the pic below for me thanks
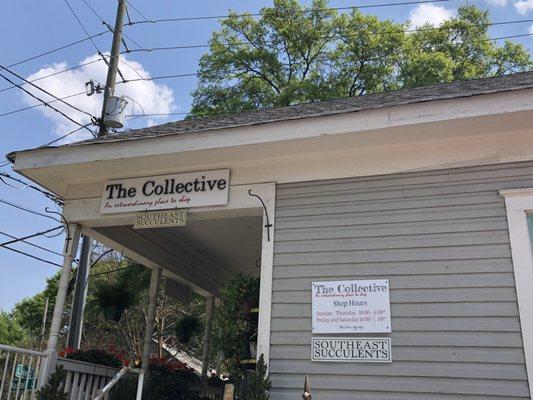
[269,161,533,400]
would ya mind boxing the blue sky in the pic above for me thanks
[0,0,531,311]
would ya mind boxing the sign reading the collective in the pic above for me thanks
[312,280,391,333]
[100,169,229,214]
[133,209,187,229]
[312,337,391,362]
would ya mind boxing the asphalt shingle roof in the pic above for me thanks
[25,71,533,149]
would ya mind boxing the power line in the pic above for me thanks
[0,71,96,135]
[0,91,87,118]
[63,0,106,56]
[0,226,64,247]
[0,65,94,118]
[117,72,198,84]
[126,111,188,118]
[117,30,533,96]
[125,20,533,54]
[2,16,531,96]
[0,172,63,204]
[0,55,142,94]
[39,124,94,147]
[0,59,101,94]
[80,0,143,50]
[0,245,62,268]
[126,0,150,23]
[0,197,61,222]
[63,0,125,82]
[125,0,453,25]
[0,230,63,257]
[5,30,108,69]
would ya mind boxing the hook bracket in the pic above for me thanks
[248,190,272,242]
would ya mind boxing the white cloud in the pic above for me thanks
[409,4,455,29]
[22,54,175,143]
[515,0,533,14]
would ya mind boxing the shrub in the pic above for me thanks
[66,349,122,368]
[37,366,67,400]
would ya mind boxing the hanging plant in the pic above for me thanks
[94,278,136,322]
[175,315,201,344]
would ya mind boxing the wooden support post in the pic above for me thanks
[201,295,215,380]
[46,224,81,353]
[141,267,162,375]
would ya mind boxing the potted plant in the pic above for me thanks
[175,314,201,344]
[94,278,136,321]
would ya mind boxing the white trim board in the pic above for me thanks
[501,188,533,397]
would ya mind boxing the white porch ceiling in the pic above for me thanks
[94,215,262,294]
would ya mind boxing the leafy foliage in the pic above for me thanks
[213,274,260,380]
[190,0,532,116]
[66,348,122,368]
[246,355,271,400]
[0,311,28,346]
[37,366,68,400]
[12,272,61,338]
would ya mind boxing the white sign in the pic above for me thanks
[100,169,229,214]
[133,209,187,229]
[312,280,391,333]
[312,337,391,362]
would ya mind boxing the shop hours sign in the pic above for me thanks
[312,280,391,333]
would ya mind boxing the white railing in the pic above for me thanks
[0,346,144,400]
[0,344,48,400]
[93,367,143,400]
[56,357,120,400]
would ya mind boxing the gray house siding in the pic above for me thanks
[270,161,533,399]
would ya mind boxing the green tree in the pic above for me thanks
[190,0,531,116]
[11,272,61,339]
[0,311,28,346]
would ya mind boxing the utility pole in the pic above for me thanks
[67,0,127,349]
[99,0,127,137]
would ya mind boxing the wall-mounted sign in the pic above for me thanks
[133,209,187,229]
[312,280,391,333]
[100,169,229,214]
[312,337,391,362]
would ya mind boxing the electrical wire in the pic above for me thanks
[0,226,64,247]
[63,0,126,82]
[0,59,101,94]
[0,245,62,268]
[89,262,140,277]
[0,172,64,204]
[5,30,108,69]
[2,16,532,96]
[80,0,144,50]
[116,72,197,84]
[125,0,453,25]
[0,230,63,257]
[0,197,61,222]
[126,0,150,23]
[0,65,94,117]
[126,25,533,55]
[39,124,94,147]
[0,71,96,135]
[63,0,106,57]
[126,111,188,118]
[0,91,87,118]
[115,30,533,102]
